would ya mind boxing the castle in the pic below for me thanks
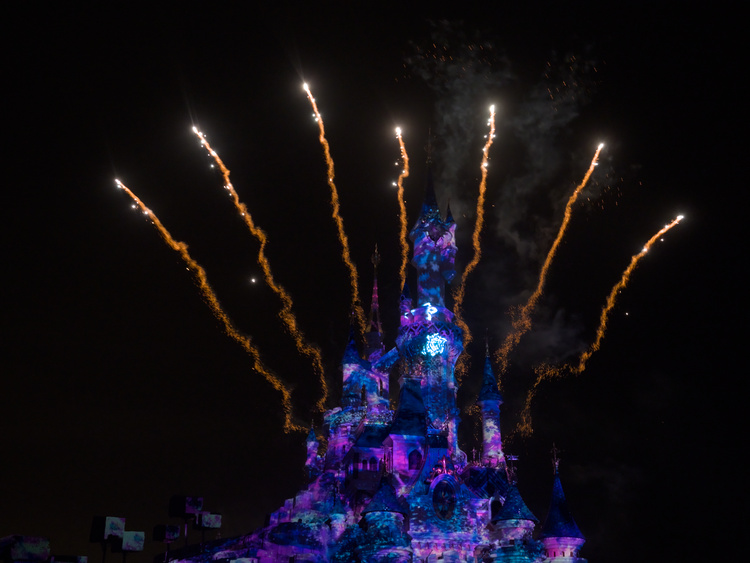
[173,167,589,563]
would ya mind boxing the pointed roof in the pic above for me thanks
[342,329,362,365]
[492,484,538,523]
[411,165,442,236]
[389,378,426,436]
[362,477,409,515]
[478,353,503,403]
[541,468,585,539]
[367,246,383,335]
[306,426,317,444]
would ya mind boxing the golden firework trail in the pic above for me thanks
[574,214,684,373]
[515,214,684,438]
[453,105,496,381]
[303,83,367,338]
[192,127,329,413]
[115,179,306,434]
[395,127,410,292]
[496,143,605,375]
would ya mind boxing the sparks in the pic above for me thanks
[114,179,305,434]
[515,214,684,438]
[303,83,367,340]
[395,126,410,294]
[496,143,605,375]
[453,105,496,382]
[192,127,329,413]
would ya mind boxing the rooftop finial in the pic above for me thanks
[506,454,519,485]
[371,244,381,271]
[551,443,561,474]
[367,245,383,335]
[425,129,434,165]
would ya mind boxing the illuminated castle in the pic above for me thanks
[174,168,588,563]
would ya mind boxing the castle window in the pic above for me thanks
[408,449,422,470]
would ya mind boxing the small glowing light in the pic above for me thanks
[395,127,402,135]
[250,277,257,284]
[677,214,684,220]
[598,142,605,149]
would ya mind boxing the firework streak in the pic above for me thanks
[192,128,329,412]
[515,214,684,438]
[395,127,410,293]
[303,83,367,338]
[496,144,605,375]
[115,179,306,433]
[453,106,496,381]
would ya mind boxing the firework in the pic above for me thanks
[495,143,605,375]
[515,214,684,438]
[574,214,684,373]
[303,83,367,338]
[453,105,496,381]
[395,127,410,293]
[115,179,305,433]
[192,127,329,412]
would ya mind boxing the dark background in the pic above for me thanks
[3,3,739,562]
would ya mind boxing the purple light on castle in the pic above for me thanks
[167,165,588,563]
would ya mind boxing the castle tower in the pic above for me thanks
[540,452,587,562]
[396,167,464,462]
[476,350,505,467]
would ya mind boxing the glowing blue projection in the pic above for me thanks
[424,303,438,321]
[423,333,447,356]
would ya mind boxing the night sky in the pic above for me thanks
[4,4,739,562]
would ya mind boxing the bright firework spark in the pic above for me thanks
[515,214,684,438]
[495,143,605,376]
[395,127,410,293]
[303,83,367,339]
[114,179,306,434]
[192,127,329,413]
[453,105,496,382]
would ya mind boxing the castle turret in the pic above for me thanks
[540,452,587,562]
[489,484,538,542]
[476,350,505,467]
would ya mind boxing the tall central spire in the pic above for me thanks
[409,165,457,310]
